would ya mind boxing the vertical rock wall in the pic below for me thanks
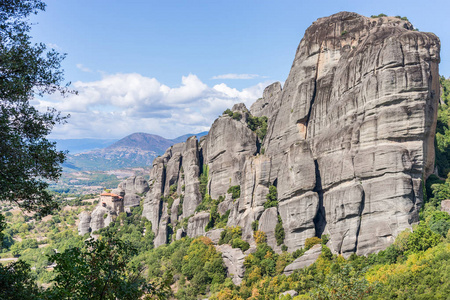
[137,12,440,257]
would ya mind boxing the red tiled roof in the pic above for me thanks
[100,193,119,197]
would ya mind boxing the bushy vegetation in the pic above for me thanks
[223,108,268,141]
[264,185,278,209]
[136,236,227,299]
[227,185,241,200]
[247,115,268,141]
[275,215,285,246]
[436,76,450,177]
[219,226,250,252]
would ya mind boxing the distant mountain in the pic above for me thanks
[51,138,118,154]
[62,131,208,171]
[106,132,174,153]
[169,131,208,144]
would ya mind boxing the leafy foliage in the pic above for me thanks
[47,231,162,299]
[219,226,249,251]
[227,185,241,200]
[264,185,278,209]
[223,109,233,117]
[0,0,73,215]
[371,13,387,18]
[275,215,285,246]
[0,260,42,300]
[436,76,450,177]
[247,115,268,141]
[232,112,242,121]
[199,165,209,200]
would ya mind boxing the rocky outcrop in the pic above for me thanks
[442,200,450,214]
[78,211,91,235]
[250,82,283,119]
[182,137,202,218]
[138,12,440,258]
[258,207,281,252]
[205,228,224,244]
[280,290,298,298]
[116,176,149,208]
[204,105,258,199]
[283,244,322,275]
[186,212,210,238]
[263,12,440,256]
[216,244,246,285]
[90,206,111,233]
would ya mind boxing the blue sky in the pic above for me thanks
[30,0,450,139]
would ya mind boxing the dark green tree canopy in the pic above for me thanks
[0,0,73,215]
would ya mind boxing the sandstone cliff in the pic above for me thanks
[82,12,441,259]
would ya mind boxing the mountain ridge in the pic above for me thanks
[61,131,208,171]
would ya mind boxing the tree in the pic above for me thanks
[0,260,42,300]
[0,0,73,216]
[47,232,166,300]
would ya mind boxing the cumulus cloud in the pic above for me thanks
[36,73,274,139]
[211,73,264,80]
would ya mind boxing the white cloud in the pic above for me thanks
[76,64,93,73]
[211,73,264,80]
[36,73,275,139]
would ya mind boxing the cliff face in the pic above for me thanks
[84,12,440,257]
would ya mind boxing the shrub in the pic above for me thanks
[251,220,259,232]
[227,185,240,200]
[247,115,268,141]
[264,185,278,209]
[371,13,387,18]
[223,109,233,117]
[219,226,243,245]
[232,112,242,121]
[254,230,267,245]
[231,238,250,252]
[304,237,321,250]
[275,216,285,246]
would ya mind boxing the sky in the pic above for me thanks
[29,0,450,140]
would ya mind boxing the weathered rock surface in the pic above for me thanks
[283,244,322,275]
[258,207,281,252]
[186,212,210,238]
[204,105,258,199]
[205,228,224,244]
[139,12,440,258]
[250,82,283,119]
[119,176,149,195]
[442,200,450,214]
[182,137,202,218]
[279,192,319,250]
[90,206,110,233]
[176,228,185,240]
[216,244,246,285]
[280,290,298,298]
[117,176,149,208]
[78,211,91,235]
[263,12,440,255]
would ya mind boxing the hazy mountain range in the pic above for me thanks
[51,131,208,171]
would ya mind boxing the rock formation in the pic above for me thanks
[283,244,322,276]
[138,12,440,259]
[115,176,149,208]
[78,211,91,236]
[216,244,246,285]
